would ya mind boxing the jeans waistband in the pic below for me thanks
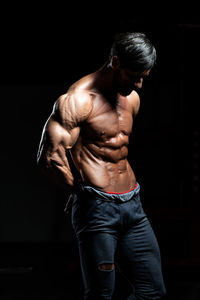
[79,182,140,202]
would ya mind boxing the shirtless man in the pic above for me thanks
[37,32,166,299]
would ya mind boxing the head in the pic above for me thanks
[109,32,156,95]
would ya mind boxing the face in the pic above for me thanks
[112,58,151,96]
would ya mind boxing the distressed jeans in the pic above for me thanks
[71,183,166,300]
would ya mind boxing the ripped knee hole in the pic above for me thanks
[98,263,115,271]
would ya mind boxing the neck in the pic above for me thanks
[93,62,117,97]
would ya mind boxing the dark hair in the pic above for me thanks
[109,32,156,72]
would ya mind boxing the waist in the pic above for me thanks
[78,182,140,202]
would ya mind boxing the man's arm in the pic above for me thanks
[37,92,92,192]
[128,90,140,116]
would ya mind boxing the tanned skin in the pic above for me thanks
[37,56,150,194]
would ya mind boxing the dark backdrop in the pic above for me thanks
[0,7,200,299]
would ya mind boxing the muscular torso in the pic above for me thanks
[71,92,136,192]
[38,69,140,193]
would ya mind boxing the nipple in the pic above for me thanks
[100,131,105,136]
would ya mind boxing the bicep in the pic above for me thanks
[37,92,91,165]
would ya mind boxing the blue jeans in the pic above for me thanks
[71,183,166,299]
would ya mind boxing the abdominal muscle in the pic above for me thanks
[71,138,136,193]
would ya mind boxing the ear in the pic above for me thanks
[111,56,120,69]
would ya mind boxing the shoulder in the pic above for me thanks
[127,90,140,116]
[52,89,93,128]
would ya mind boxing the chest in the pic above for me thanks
[82,98,133,141]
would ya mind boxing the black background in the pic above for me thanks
[0,4,200,299]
